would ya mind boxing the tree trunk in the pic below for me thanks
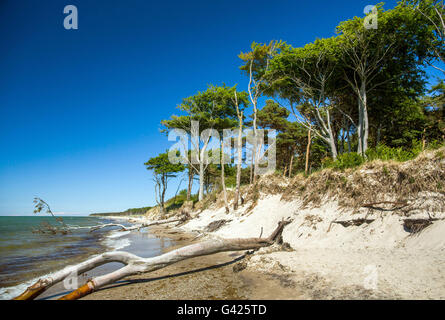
[234,113,243,211]
[187,167,193,201]
[288,152,294,178]
[326,112,338,160]
[340,120,345,155]
[305,129,312,175]
[347,126,351,153]
[253,116,258,185]
[13,219,291,300]
[198,138,210,201]
[160,176,167,215]
[198,161,205,201]
[249,152,254,185]
[357,81,368,155]
[221,140,229,214]
[328,138,338,160]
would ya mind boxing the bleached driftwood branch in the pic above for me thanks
[88,217,186,232]
[13,218,292,300]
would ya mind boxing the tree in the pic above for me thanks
[239,41,283,182]
[337,2,436,154]
[162,85,249,202]
[265,38,341,159]
[31,198,71,235]
[421,80,445,142]
[256,100,307,177]
[144,152,185,215]
[411,0,445,74]
[232,90,244,210]
[185,157,195,201]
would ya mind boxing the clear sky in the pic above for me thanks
[0,0,426,216]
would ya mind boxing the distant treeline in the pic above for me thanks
[90,207,152,217]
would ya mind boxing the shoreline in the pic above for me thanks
[44,205,445,300]
[0,216,123,300]
[81,221,305,300]
[3,179,445,301]
[0,216,171,300]
[38,216,177,300]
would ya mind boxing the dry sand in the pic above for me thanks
[180,194,445,300]
[82,191,444,300]
[44,187,445,300]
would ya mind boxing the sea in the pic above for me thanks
[0,216,172,300]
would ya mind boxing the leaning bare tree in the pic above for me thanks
[31,198,71,235]
[13,219,291,300]
[32,198,184,234]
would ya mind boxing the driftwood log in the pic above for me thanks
[87,216,186,232]
[13,219,292,300]
[361,201,409,211]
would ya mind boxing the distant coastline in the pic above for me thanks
[89,206,152,217]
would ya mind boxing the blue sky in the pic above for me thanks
[1,0,436,216]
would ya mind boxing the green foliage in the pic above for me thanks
[162,84,249,134]
[163,190,198,212]
[323,139,444,171]
[144,152,185,214]
[324,152,365,170]
[144,152,185,176]
[223,167,251,188]
[150,1,444,210]
[365,144,419,162]
[90,206,153,216]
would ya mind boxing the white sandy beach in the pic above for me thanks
[173,192,445,299]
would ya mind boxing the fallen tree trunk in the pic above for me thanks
[88,217,185,232]
[361,201,409,211]
[13,219,292,300]
[36,216,185,235]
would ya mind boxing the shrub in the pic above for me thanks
[365,144,416,162]
[428,140,445,151]
[326,152,365,170]
[314,140,443,175]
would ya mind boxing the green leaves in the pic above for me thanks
[239,40,284,80]
[162,84,249,133]
[144,152,185,176]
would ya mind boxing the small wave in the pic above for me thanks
[101,229,132,251]
[0,281,32,300]
[107,230,130,239]
[0,267,61,300]
[103,237,131,251]
[0,218,136,299]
